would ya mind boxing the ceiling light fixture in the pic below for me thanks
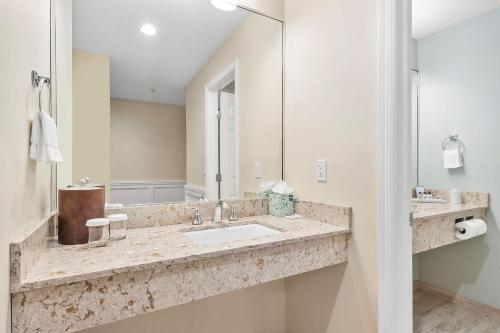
[210,0,237,12]
[140,24,157,36]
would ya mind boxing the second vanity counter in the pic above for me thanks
[412,190,489,254]
[10,199,351,333]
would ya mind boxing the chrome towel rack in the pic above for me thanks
[442,134,464,151]
[31,70,52,115]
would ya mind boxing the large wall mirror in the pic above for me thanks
[53,0,284,206]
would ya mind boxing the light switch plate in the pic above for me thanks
[255,161,262,179]
[316,159,327,182]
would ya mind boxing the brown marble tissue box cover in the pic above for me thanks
[58,187,104,245]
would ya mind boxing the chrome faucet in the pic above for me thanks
[186,207,203,225]
[212,200,228,223]
[229,205,239,222]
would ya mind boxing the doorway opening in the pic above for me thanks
[204,61,239,201]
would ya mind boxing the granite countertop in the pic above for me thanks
[13,215,350,293]
[412,202,488,220]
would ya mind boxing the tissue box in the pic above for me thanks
[259,192,271,199]
[269,193,294,217]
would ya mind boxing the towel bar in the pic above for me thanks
[442,134,463,151]
[31,70,50,88]
[31,70,52,115]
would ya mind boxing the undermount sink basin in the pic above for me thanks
[183,223,280,246]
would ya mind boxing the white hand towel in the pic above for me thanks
[40,111,63,163]
[443,148,463,169]
[29,111,42,161]
[29,111,63,163]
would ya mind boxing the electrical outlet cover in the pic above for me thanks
[316,160,327,182]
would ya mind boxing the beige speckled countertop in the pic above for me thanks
[13,215,349,293]
[412,201,488,220]
[411,191,489,254]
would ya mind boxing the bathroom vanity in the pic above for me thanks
[8,2,353,332]
[412,190,489,254]
[10,199,351,333]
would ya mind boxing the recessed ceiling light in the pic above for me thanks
[140,24,157,36]
[210,0,237,12]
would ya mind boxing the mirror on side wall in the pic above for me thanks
[53,0,284,206]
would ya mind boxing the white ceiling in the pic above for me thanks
[412,0,500,39]
[73,0,247,106]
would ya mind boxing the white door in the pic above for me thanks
[220,91,237,199]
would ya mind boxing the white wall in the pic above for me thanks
[0,1,52,332]
[417,8,500,309]
[283,0,379,331]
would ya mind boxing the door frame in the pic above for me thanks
[204,60,239,200]
[378,0,413,332]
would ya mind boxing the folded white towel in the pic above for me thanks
[29,111,63,163]
[443,148,462,169]
[29,111,42,161]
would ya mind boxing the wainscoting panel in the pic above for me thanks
[110,180,186,205]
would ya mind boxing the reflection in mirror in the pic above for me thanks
[411,5,500,325]
[411,69,419,187]
[56,0,283,206]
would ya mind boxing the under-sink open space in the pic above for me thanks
[183,223,281,246]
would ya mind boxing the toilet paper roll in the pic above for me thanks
[455,219,487,240]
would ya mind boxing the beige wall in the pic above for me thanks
[110,99,186,181]
[1,0,381,332]
[82,279,285,333]
[0,0,52,332]
[56,0,73,190]
[72,50,111,194]
[284,0,379,332]
[186,13,283,195]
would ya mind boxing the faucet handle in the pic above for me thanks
[186,207,203,225]
[229,205,239,222]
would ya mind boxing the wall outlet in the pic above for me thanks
[255,161,262,179]
[316,159,327,182]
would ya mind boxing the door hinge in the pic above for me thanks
[216,110,222,119]
[216,173,222,182]
[409,212,414,226]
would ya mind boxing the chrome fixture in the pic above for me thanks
[31,70,52,115]
[31,70,51,88]
[442,134,464,151]
[212,200,228,223]
[187,207,203,225]
[79,177,91,186]
[229,205,239,222]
